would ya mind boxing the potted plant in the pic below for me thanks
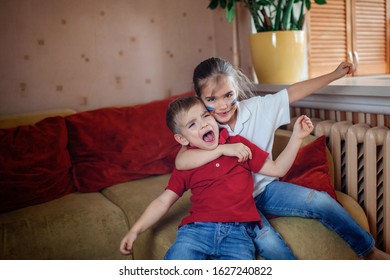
[208,0,327,84]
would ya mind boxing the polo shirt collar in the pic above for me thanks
[218,128,229,144]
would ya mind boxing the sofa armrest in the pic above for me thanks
[0,109,76,128]
[336,191,370,232]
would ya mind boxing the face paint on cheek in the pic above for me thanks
[230,98,237,106]
[205,105,215,111]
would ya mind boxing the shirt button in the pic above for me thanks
[216,163,220,167]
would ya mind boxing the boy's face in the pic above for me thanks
[174,103,219,150]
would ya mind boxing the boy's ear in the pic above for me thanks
[174,134,189,146]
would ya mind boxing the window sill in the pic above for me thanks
[254,76,390,115]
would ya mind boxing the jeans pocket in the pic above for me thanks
[240,223,257,240]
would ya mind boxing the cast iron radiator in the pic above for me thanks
[287,118,390,253]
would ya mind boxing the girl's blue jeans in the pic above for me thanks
[163,222,257,260]
[253,180,375,259]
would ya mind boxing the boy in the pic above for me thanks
[119,96,313,259]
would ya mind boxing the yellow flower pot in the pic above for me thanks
[249,31,306,84]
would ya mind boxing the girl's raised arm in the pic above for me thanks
[288,62,354,104]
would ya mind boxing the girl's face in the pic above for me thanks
[200,77,238,128]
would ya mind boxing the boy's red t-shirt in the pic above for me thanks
[166,128,269,227]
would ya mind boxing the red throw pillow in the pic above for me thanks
[0,117,76,213]
[280,135,337,200]
[66,93,192,192]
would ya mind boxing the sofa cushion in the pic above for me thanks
[269,216,357,259]
[0,192,129,259]
[0,116,75,213]
[102,174,192,260]
[66,94,191,192]
[280,135,337,200]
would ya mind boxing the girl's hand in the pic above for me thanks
[334,61,355,77]
[292,115,314,140]
[219,143,252,162]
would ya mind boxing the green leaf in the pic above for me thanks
[208,0,327,31]
[305,0,311,10]
[226,2,235,23]
[208,0,219,10]
[257,0,271,5]
[282,0,295,30]
[274,0,283,30]
[315,0,327,4]
[227,0,235,10]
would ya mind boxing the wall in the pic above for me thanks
[0,0,253,115]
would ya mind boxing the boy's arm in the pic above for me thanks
[175,143,252,171]
[288,62,354,104]
[259,115,313,177]
[119,189,179,255]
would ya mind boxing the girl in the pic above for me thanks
[175,57,389,260]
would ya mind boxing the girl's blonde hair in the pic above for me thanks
[192,57,256,100]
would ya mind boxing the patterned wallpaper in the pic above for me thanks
[0,0,253,115]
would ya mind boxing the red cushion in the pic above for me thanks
[66,94,192,192]
[0,117,76,213]
[280,135,337,200]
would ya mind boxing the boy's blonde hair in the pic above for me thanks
[166,96,203,134]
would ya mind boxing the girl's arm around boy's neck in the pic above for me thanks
[175,143,252,171]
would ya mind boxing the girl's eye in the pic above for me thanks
[226,92,233,98]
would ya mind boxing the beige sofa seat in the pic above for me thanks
[0,192,129,259]
[102,174,190,260]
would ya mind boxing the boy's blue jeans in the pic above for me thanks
[253,180,375,259]
[164,222,257,260]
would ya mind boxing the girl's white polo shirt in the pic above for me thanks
[219,89,291,196]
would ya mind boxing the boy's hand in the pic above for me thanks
[119,231,138,255]
[219,143,252,162]
[292,115,314,140]
[334,61,354,78]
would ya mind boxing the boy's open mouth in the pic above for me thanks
[202,130,215,143]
